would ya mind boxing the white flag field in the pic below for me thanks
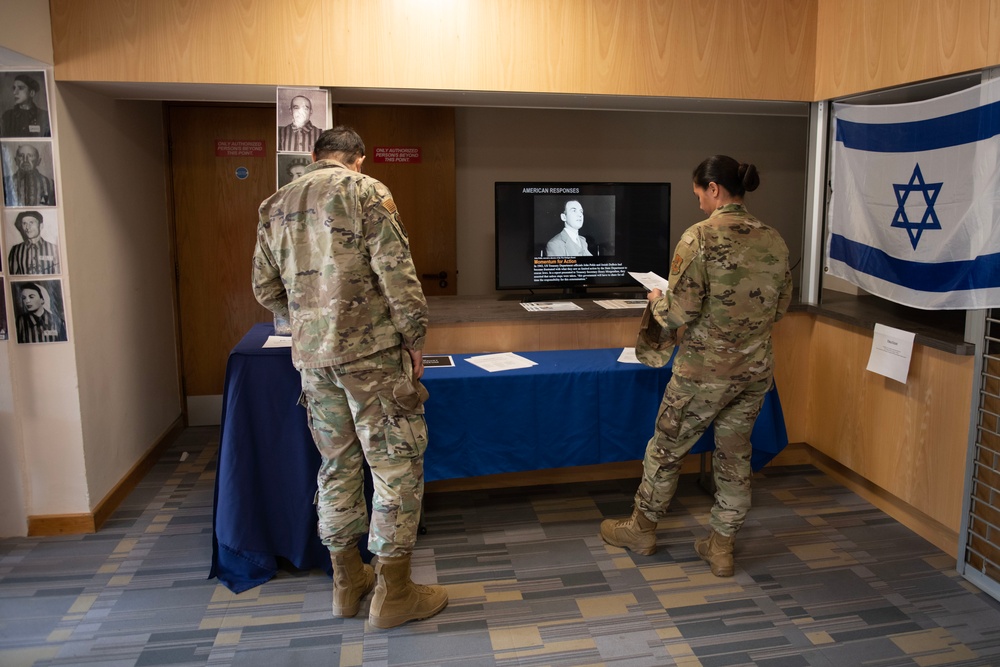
[829,78,1000,309]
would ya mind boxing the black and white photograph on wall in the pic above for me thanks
[0,71,51,138]
[11,278,67,344]
[535,194,616,257]
[3,208,60,275]
[277,154,311,188]
[0,279,7,341]
[1,140,56,207]
[276,87,328,153]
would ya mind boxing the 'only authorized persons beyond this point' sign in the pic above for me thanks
[373,146,421,164]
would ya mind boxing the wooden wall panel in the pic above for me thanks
[50,0,327,86]
[50,0,816,101]
[424,317,641,355]
[771,314,812,444]
[814,0,999,101]
[806,318,975,532]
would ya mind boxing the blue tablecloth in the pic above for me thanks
[211,323,788,592]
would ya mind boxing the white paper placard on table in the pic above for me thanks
[262,336,292,348]
[617,347,641,364]
[520,301,583,312]
[866,323,915,384]
[595,299,647,310]
[465,352,538,373]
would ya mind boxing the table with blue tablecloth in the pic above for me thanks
[211,323,788,592]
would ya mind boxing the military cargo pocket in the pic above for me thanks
[377,392,429,460]
[656,383,696,441]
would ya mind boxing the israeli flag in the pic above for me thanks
[828,78,1000,310]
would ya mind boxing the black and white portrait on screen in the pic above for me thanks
[4,208,60,275]
[276,87,328,153]
[11,278,67,344]
[534,194,616,257]
[1,140,56,207]
[0,71,51,138]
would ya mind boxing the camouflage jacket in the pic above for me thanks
[650,203,792,383]
[252,159,428,370]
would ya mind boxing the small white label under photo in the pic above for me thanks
[866,323,915,384]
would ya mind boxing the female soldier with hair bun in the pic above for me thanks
[601,155,792,577]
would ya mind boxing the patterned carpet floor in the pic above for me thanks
[2,426,1000,666]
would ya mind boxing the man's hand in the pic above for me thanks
[647,288,663,302]
[407,348,424,380]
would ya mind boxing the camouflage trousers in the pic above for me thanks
[635,373,772,536]
[299,345,429,557]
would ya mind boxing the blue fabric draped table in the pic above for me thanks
[211,323,789,593]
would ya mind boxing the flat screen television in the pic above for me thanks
[495,181,671,298]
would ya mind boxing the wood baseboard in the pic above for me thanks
[425,442,813,494]
[27,417,186,537]
[424,443,958,559]
[804,446,959,559]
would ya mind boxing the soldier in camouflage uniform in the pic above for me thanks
[252,126,447,628]
[600,155,792,577]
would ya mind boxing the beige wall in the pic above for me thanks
[456,107,809,295]
[55,84,181,508]
[0,344,26,535]
[0,0,52,65]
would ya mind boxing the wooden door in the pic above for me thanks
[335,105,458,296]
[169,104,457,416]
[169,105,275,406]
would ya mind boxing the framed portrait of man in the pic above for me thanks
[1,140,57,207]
[0,71,51,138]
[3,208,61,275]
[276,87,329,154]
[11,278,68,344]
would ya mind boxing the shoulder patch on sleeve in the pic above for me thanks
[670,237,698,278]
[381,198,398,214]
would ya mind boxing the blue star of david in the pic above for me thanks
[890,163,942,250]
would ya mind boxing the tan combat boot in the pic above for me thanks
[330,548,376,617]
[599,507,657,555]
[694,529,736,577]
[368,554,449,629]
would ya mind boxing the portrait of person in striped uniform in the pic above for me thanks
[277,89,325,153]
[2,140,56,207]
[6,209,59,275]
[12,279,67,344]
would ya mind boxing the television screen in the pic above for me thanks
[495,182,671,295]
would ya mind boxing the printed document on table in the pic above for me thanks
[628,271,670,293]
[263,336,292,348]
[465,352,538,372]
[595,299,647,309]
[617,347,641,364]
[866,323,915,383]
[520,301,583,312]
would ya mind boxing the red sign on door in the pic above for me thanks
[216,140,266,157]
[372,146,421,164]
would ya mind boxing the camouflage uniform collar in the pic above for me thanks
[305,158,349,174]
[711,202,747,217]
